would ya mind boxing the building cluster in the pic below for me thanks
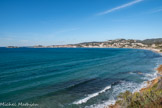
[77,39,149,48]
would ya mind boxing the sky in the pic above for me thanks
[0,0,162,46]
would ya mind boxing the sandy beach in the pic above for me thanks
[142,48,162,54]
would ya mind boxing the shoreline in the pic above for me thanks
[109,58,162,108]
[109,65,162,108]
[108,48,162,108]
[140,48,162,54]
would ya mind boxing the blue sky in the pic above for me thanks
[0,0,162,46]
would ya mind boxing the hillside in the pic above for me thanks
[142,38,162,45]
[6,38,162,51]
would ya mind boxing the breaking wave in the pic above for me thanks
[73,85,111,104]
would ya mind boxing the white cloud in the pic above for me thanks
[97,0,143,15]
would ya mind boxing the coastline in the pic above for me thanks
[109,66,162,108]
[140,48,162,54]
[108,48,162,108]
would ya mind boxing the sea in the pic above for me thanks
[0,48,162,108]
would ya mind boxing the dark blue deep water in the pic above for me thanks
[0,48,162,108]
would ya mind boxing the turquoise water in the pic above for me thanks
[0,48,162,108]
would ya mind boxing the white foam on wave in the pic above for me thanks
[143,70,157,81]
[73,85,111,104]
[129,72,135,74]
[85,71,160,108]
[132,81,147,93]
[133,70,158,93]
[85,81,144,108]
[85,58,162,108]
[85,70,159,108]
[85,99,116,108]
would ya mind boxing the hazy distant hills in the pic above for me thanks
[78,38,162,45]
[141,38,162,45]
[5,38,162,49]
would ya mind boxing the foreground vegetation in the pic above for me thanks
[115,78,162,108]
[110,65,162,108]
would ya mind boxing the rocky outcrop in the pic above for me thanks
[157,65,162,75]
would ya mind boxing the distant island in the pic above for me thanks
[6,38,162,52]
[7,46,20,48]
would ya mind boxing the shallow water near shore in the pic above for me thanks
[0,48,162,108]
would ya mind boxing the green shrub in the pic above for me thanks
[116,77,162,108]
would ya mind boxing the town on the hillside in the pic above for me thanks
[6,38,162,52]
